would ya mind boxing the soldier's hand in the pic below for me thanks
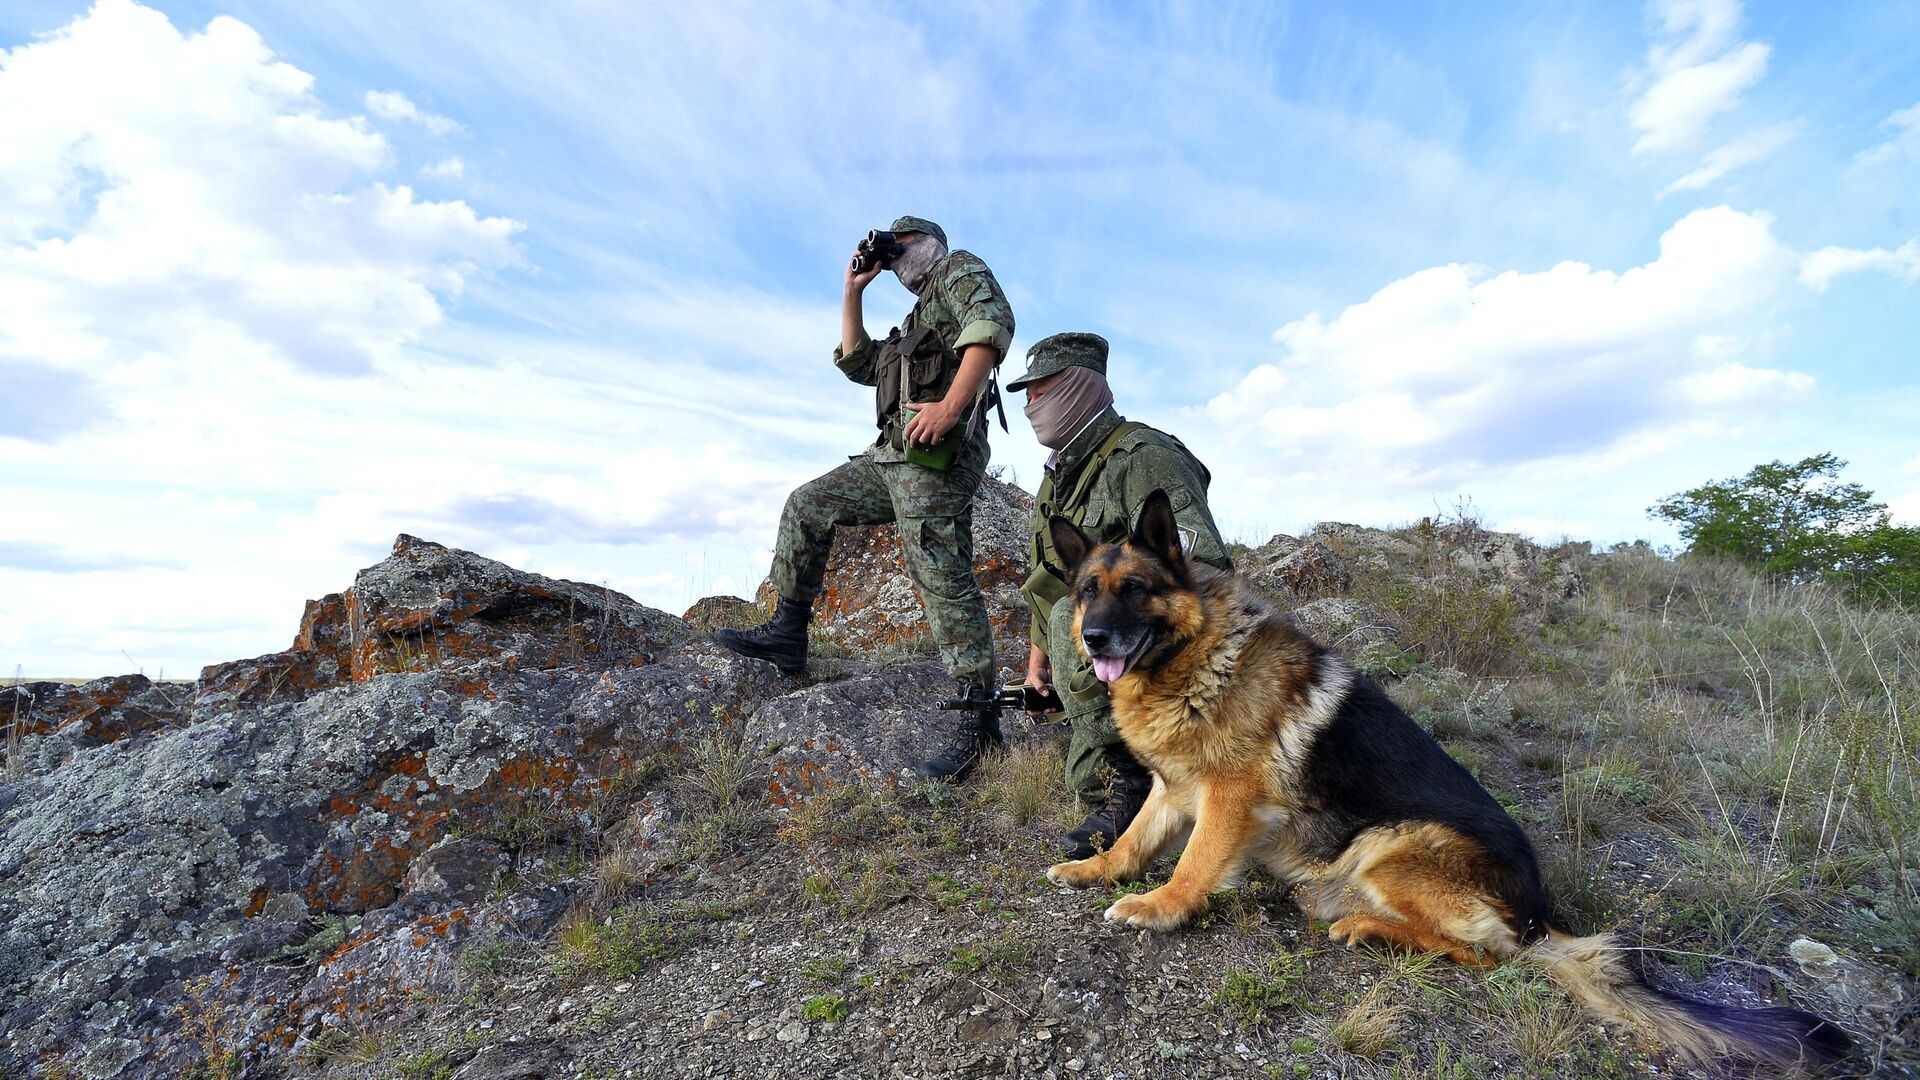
[904,397,962,446]
[846,247,884,292]
[1025,646,1053,716]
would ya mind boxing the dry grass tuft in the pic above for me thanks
[968,740,1069,827]
[590,837,646,908]
[1329,980,1407,1058]
[1481,967,1588,1064]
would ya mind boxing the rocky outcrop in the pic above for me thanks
[1253,519,1585,605]
[1252,540,1352,599]
[680,595,758,633]
[0,675,187,771]
[1449,530,1585,599]
[193,535,687,717]
[755,471,1034,674]
[0,536,986,1078]
[1286,597,1396,661]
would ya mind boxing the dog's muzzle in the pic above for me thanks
[1082,627,1151,684]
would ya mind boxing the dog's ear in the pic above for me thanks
[1048,515,1093,574]
[1131,489,1188,580]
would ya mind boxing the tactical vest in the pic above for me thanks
[1023,421,1148,623]
[872,316,965,451]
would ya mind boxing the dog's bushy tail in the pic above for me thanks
[1521,928,1850,1069]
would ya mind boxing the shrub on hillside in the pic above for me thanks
[1650,453,1920,606]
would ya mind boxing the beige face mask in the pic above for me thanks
[1023,366,1113,449]
[892,238,946,292]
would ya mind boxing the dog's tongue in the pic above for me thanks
[1092,656,1129,684]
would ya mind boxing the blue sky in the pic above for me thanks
[3,0,1917,678]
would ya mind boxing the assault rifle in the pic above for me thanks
[937,683,1064,714]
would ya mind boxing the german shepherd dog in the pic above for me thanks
[1043,490,1850,1069]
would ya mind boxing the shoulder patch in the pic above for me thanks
[1163,485,1194,513]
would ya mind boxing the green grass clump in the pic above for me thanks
[553,906,689,983]
[1217,954,1307,1026]
[801,994,848,1022]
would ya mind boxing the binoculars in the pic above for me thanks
[851,229,906,274]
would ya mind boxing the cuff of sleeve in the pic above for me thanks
[833,336,870,362]
[1030,615,1046,648]
[956,319,1012,355]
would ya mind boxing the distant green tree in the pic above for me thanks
[1650,453,1920,606]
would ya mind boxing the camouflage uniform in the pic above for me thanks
[768,232,1014,689]
[1022,406,1232,800]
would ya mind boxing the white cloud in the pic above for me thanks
[0,0,539,676]
[1676,362,1812,404]
[1201,207,1805,482]
[1855,100,1920,168]
[422,156,465,178]
[363,88,462,136]
[1629,0,1770,154]
[1799,239,1920,291]
[0,0,521,391]
[1660,121,1798,194]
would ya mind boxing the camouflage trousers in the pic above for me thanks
[1044,595,1128,802]
[769,436,996,689]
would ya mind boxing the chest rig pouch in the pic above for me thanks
[875,320,969,466]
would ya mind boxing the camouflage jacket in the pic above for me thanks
[831,251,1015,463]
[1022,407,1233,649]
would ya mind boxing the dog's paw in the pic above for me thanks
[1104,888,1201,931]
[1326,915,1367,948]
[1047,858,1109,889]
[1327,914,1401,952]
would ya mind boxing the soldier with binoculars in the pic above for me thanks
[717,217,1016,783]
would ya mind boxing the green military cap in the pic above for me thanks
[887,215,947,249]
[1006,332,1109,391]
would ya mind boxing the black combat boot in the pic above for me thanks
[913,683,1005,783]
[712,596,811,673]
[1062,748,1154,859]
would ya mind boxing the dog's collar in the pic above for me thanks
[1145,632,1192,670]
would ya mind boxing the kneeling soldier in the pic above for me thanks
[1007,332,1233,858]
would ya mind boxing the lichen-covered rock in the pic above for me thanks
[745,660,989,801]
[194,647,345,715]
[1310,522,1423,563]
[0,538,744,1077]
[1258,540,1351,598]
[342,535,688,678]
[1295,520,1586,604]
[0,675,188,774]
[1287,597,1398,665]
[194,535,691,718]
[0,521,1037,1077]
[1434,529,1586,600]
[680,595,758,633]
